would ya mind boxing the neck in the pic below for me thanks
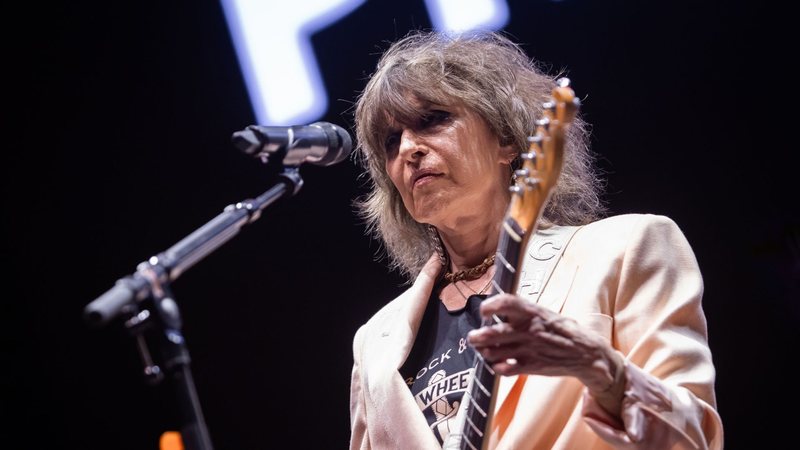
[433,177,510,271]
[438,218,501,272]
[440,267,495,310]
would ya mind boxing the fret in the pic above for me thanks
[463,426,480,450]
[470,362,492,413]
[491,217,525,297]
[468,392,487,417]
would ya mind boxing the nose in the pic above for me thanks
[398,128,427,162]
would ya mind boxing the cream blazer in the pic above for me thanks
[349,214,724,449]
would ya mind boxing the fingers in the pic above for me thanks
[492,359,525,376]
[479,293,550,326]
[467,300,587,379]
[476,342,525,364]
[468,320,545,347]
[469,323,517,347]
[469,326,570,361]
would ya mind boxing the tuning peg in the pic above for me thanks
[525,176,541,187]
[514,169,530,178]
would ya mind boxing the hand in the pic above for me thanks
[467,293,624,413]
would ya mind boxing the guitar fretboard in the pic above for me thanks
[460,217,524,450]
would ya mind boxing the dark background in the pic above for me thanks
[6,1,797,449]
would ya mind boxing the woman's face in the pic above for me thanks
[384,99,515,230]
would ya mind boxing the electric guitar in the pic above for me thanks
[450,78,580,450]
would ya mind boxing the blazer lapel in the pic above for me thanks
[364,255,444,449]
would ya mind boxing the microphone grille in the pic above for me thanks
[312,122,352,166]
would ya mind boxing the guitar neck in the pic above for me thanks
[452,78,577,450]
[488,217,525,306]
[460,217,525,450]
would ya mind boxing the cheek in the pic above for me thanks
[385,159,423,216]
[457,145,495,179]
[385,158,405,194]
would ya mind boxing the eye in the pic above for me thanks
[384,131,401,154]
[419,110,451,128]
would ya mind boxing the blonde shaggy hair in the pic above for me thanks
[353,30,606,282]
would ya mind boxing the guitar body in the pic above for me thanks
[445,79,580,450]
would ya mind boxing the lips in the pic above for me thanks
[411,169,442,187]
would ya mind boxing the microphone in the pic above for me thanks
[231,121,352,167]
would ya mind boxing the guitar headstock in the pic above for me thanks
[508,77,580,232]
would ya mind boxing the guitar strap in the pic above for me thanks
[516,224,582,305]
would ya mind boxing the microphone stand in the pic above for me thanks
[85,167,304,450]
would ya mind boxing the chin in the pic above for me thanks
[406,193,451,225]
[407,207,434,225]
[411,209,447,229]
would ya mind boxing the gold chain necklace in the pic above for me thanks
[444,254,496,282]
[452,277,493,300]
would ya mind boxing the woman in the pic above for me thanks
[348,30,723,449]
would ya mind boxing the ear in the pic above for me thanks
[497,143,517,166]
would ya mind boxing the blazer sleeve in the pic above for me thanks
[581,215,724,449]
[349,325,371,450]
